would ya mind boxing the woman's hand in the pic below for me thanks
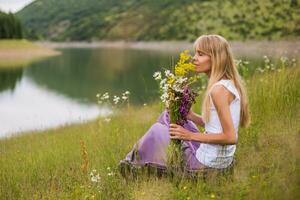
[169,124,193,141]
[186,109,205,127]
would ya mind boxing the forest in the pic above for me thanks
[0,11,23,39]
[16,0,300,41]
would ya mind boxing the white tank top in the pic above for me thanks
[196,79,241,168]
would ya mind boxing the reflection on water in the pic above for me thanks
[0,68,23,92]
[25,48,175,104]
[0,76,111,138]
[0,47,175,138]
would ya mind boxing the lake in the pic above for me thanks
[0,41,299,138]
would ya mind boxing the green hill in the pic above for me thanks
[17,0,300,41]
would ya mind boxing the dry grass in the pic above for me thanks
[0,40,60,69]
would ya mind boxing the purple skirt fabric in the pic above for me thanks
[121,110,207,171]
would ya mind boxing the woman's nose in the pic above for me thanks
[192,56,196,63]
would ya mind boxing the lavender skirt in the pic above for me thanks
[120,110,207,172]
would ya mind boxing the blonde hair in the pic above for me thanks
[194,35,250,128]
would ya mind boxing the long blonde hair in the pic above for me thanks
[194,35,250,128]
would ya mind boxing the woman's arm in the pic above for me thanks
[187,110,205,127]
[169,85,237,145]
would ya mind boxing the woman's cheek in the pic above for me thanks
[195,65,202,72]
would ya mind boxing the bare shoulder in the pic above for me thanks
[210,85,232,106]
[210,85,230,99]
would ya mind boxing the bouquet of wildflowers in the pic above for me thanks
[153,50,199,174]
[153,50,199,128]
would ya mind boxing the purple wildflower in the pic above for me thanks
[174,86,198,126]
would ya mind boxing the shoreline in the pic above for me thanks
[0,40,61,69]
[37,40,193,52]
[38,40,300,57]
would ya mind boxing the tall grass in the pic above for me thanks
[0,63,299,199]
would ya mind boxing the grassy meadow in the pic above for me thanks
[0,40,60,69]
[0,59,299,200]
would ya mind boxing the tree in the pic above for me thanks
[0,11,23,39]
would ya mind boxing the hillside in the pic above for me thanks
[17,0,300,41]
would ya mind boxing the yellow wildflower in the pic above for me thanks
[168,91,175,100]
[174,50,195,76]
[167,77,175,85]
[179,50,190,64]
[175,67,186,76]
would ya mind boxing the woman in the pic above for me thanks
[120,34,250,173]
